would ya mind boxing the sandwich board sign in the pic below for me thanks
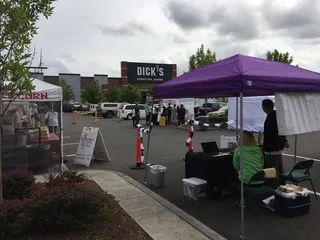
[74,127,110,167]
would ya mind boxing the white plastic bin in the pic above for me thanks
[149,165,166,187]
[182,177,207,200]
[220,135,237,149]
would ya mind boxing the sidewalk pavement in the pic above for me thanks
[88,170,226,240]
[36,170,226,240]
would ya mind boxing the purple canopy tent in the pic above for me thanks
[149,54,320,239]
[153,54,320,99]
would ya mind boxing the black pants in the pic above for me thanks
[179,116,185,125]
[133,116,140,126]
[49,126,57,134]
[168,113,172,124]
[264,154,284,185]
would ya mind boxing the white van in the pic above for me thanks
[96,102,126,118]
[118,104,150,120]
[89,104,98,116]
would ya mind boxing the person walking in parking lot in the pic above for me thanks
[145,106,150,125]
[132,104,140,126]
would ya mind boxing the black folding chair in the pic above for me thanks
[235,171,274,222]
[280,160,317,201]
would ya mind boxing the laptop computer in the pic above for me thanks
[201,141,220,155]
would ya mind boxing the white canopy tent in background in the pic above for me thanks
[228,94,320,135]
[228,96,275,132]
[3,79,62,102]
[163,98,195,120]
[2,78,66,171]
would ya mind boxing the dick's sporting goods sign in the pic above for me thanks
[127,62,173,83]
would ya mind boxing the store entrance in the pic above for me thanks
[141,92,147,104]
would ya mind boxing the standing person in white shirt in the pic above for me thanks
[45,109,59,134]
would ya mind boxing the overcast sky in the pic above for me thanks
[32,0,320,77]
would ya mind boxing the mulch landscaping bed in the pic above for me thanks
[26,181,152,240]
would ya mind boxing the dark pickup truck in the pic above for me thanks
[199,102,224,116]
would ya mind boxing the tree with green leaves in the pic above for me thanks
[59,80,74,102]
[81,81,103,104]
[188,44,217,71]
[105,85,122,102]
[0,0,56,202]
[0,0,55,115]
[188,45,217,113]
[121,84,141,104]
[266,49,294,64]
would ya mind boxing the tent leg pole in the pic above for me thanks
[236,97,239,137]
[60,101,65,172]
[294,134,297,164]
[205,98,208,115]
[239,92,245,239]
[143,99,155,184]
[51,102,54,133]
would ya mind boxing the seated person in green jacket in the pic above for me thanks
[233,131,264,185]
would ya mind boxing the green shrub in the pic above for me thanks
[0,170,108,237]
[44,170,88,188]
[0,198,33,237]
[208,115,228,125]
[2,168,35,200]
[29,181,108,230]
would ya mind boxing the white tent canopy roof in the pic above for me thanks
[3,78,62,102]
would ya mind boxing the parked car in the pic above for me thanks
[199,102,224,116]
[118,104,150,120]
[70,102,82,111]
[208,105,228,117]
[96,102,125,118]
[62,103,73,112]
[79,103,89,111]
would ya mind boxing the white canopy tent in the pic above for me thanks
[228,96,275,132]
[2,78,66,171]
[3,79,62,102]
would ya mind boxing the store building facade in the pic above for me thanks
[42,61,177,103]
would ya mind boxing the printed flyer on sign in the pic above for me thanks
[74,127,98,167]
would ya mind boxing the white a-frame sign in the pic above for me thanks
[74,127,111,167]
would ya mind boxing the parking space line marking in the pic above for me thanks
[65,154,76,157]
[283,153,320,163]
[310,192,320,196]
[63,143,78,146]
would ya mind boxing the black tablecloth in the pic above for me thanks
[185,151,237,201]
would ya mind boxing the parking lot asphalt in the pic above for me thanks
[62,113,320,240]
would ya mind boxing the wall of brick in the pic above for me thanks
[120,62,128,86]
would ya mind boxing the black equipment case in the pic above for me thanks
[274,191,311,217]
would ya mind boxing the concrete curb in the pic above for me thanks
[87,170,226,240]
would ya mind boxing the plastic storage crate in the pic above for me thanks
[182,177,207,200]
